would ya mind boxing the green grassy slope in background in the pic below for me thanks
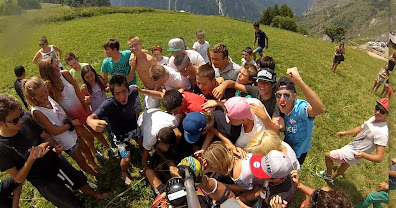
[0,6,392,207]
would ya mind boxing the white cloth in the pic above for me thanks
[157,56,169,66]
[282,141,300,172]
[169,50,206,69]
[235,98,267,147]
[341,116,388,165]
[193,41,210,63]
[213,61,242,81]
[31,97,77,151]
[138,108,179,150]
[241,58,257,67]
[164,65,191,90]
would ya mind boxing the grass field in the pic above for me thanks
[0,5,394,208]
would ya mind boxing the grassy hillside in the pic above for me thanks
[0,6,392,207]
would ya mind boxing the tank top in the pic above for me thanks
[39,45,64,68]
[59,75,89,125]
[88,83,107,112]
[31,97,77,150]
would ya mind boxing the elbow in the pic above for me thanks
[14,177,25,184]
[318,106,325,114]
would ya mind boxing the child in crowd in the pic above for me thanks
[151,45,169,66]
[257,56,276,70]
[13,65,28,110]
[196,64,236,100]
[252,22,269,61]
[235,64,257,98]
[372,64,389,93]
[193,30,211,64]
[162,89,206,116]
[23,77,101,176]
[65,52,88,87]
[32,36,63,69]
[241,47,257,67]
[38,57,111,158]
[317,98,389,183]
[80,65,109,112]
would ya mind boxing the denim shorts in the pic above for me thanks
[253,46,263,54]
[64,142,79,154]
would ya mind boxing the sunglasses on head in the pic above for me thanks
[275,92,292,99]
[311,189,323,208]
[7,110,24,125]
[375,105,387,114]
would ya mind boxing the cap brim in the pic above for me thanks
[184,131,201,144]
[167,48,182,52]
[376,101,389,112]
[254,77,274,83]
[250,155,270,179]
[225,113,230,123]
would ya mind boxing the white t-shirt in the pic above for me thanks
[164,65,191,90]
[157,56,169,66]
[241,58,257,67]
[235,98,267,147]
[341,116,388,165]
[193,41,210,63]
[282,141,300,172]
[138,108,179,150]
[169,50,206,69]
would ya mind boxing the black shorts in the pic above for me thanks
[0,177,19,208]
[29,157,87,208]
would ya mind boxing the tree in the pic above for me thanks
[279,4,293,18]
[270,4,279,21]
[259,6,272,26]
[324,26,346,42]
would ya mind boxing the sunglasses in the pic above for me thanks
[39,43,45,46]
[375,105,387,114]
[275,92,292,99]
[7,110,24,125]
[177,64,189,73]
[311,189,323,208]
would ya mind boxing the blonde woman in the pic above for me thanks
[199,141,264,205]
[23,77,100,176]
[38,57,110,157]
[246,130,300,172]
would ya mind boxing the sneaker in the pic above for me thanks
[316,170,334,183]
[107,148,119,158]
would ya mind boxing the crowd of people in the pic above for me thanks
[0,22,391,208]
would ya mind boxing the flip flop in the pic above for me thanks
[121,177,131,186]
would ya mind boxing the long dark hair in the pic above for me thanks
[81,65,106,94]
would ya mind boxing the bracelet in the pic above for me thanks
[203,178,218,195]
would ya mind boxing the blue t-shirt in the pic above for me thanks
[101,50,137,85]
[283,99,314,158]
[94,87,138,136]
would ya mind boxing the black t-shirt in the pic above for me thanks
[13,79,28,109]
[204,88,236,100]
[259,175,295,208]
[213,108,241,144]
[0,114,60,180]
[255,30,267,48]
[94,87,138,136]
[245,85,280,119]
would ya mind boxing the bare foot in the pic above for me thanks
[95,192,110,199]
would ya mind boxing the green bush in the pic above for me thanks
[324,25,347,42]
[0,1,22,15]
[18,0,41,9]
[271,15,297,32]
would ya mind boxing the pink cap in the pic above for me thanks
[224,97,255,123]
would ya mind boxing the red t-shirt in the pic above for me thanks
[182,92,207,113]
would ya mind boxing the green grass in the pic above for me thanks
[0,6,392,207]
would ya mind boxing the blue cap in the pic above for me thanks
[183,112,206,144]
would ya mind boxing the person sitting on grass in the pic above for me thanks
[241,47,257,67]
[317,98,389,183]
[87,74,139,185]
[0,177,22,208]
[0,95,108,208]
[275,67,325,165]
[355,157,396,208]
[24,77,101,176]
[64,52,88,87]
[372,64,389,93]
[151,44,169,66]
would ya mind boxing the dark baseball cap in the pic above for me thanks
[275,77,296,92]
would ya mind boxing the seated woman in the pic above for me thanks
[23,77,100,176]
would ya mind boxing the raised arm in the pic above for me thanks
[287,67,325,117]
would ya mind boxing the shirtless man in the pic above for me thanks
[127,36,158,108]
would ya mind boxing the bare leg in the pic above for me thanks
[86,125,110,149]
[69,148,99,176]
[78,139,100,171]
[145,168,163,190]
[332,63,339,72]
[372,81,378,91]
[332,163,350,179]
[374,84,381,93]
[79,184,109,199]
[325,151,334,175]
[121,155,132,183]
[76,126,96,155]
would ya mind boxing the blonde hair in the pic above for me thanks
[149,65,166,81]
[38,57,64,102]
[243,64,258,81]
[22,77,45,108]
[246,130,282,155]
[203,141,235,175]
